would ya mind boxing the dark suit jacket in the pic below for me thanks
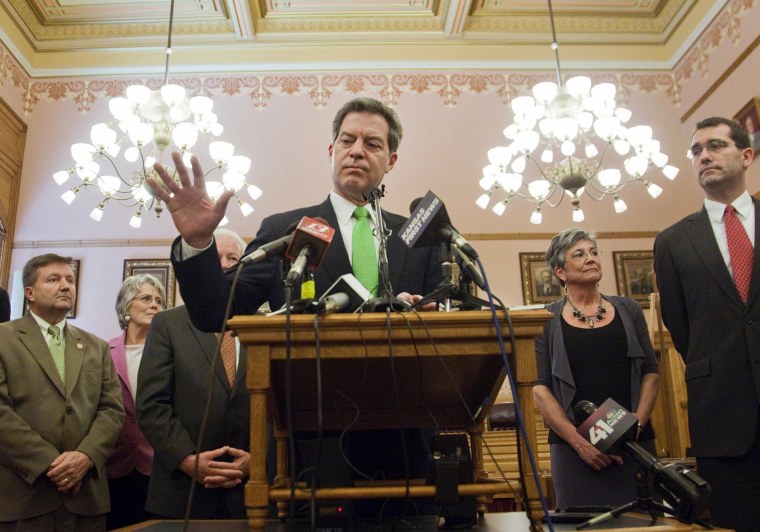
[654,202,760,457]
[536,282,561,297]
[0,287,9,322]
[172,197,442,332]
[136,305,250,518]
[0,314,124,521]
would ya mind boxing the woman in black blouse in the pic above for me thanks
[533,228,660,509]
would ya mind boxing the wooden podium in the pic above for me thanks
[229,309,552,531]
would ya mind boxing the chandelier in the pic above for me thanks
[52,0,261,228]
[475,0,678,224]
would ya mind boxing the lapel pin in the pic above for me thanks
[77,343,84,349]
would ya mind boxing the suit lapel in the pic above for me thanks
[63,325,85,396]
[16,314,66,396]
[110,336,130,394]
[747,199,760,305]
[384,214,408,292]
[687,208,745,308]
[313,199,351,295]
[189,319,234,393]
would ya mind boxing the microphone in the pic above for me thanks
[317,273,371,314]
[399,191,478,260]
[239,221,300,265]
[284,217,335,286]
[319,292,351,315]
[453,245,485,290]
[575,399,711,524]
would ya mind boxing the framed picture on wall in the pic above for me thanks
[613,251,655,308]
[519,252,563,305]
[68,259,80,319]
[123,259,176,308]
[734,97,760,154]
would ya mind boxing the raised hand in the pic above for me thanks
[147,152,235,248]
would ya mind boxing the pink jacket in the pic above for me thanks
[105,333,153,478]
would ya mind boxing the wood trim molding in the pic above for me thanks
[13,231,657,249]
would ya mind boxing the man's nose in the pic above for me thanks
[349,139,364,157]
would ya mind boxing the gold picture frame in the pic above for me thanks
[519,252,563,305]
[613,250,655,308]
[123,259,176,309]
[67,259,80,319]
[734,97,760,154]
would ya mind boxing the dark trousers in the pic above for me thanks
[697,421,760,532]
[0,507,105,532]
[106,470,150,530]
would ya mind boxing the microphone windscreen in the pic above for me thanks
[285,216,335,268]
[409,197,423,215]
[573,400,597,424]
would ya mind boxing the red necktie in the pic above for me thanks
[215,331,237,386]
[724,205,754,303]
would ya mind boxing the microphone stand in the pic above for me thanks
[362,186,410,312]
[577,468,669,530]
[412,243,495,311]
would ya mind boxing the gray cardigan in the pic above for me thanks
[535,295,659,423]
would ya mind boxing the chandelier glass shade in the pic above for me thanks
[53,1,260,228]
[475,3,678,224]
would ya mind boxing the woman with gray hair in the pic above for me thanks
[105,274,166,530]
[533,228,660,510]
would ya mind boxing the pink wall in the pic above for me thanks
[2,1,760,338]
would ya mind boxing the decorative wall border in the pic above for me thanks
[0,0,755,116]
[11,70,680,115]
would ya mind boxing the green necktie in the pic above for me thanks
[352,206,378,296]
[47,325,66,383]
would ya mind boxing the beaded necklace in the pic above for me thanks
[567,296,607,327]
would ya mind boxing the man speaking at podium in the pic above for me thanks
[148,97,441,327]
[147,97,443,518]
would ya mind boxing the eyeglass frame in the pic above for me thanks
[567,248,602,262]
[686,139,737,160]
[132,294,165,307]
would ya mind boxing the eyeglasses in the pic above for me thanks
[132,294,164,307]
[568,249,602,262]
[687,139,734,159]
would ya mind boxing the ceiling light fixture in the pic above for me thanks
[475,0,678,224]
[53,0,261,228]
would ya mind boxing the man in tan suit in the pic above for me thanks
[0,254,124,530]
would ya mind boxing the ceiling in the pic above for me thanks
[0,0,724,77]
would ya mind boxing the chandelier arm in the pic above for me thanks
[203,164,224,178]
[524,154,559,184]
[97,151,132,186]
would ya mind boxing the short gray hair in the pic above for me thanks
[115,274,166,330]
[214,228,246,255]
[545,228,598,286]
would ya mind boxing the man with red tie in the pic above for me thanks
[654,117,760,532]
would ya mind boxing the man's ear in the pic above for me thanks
[385,152,398,173]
